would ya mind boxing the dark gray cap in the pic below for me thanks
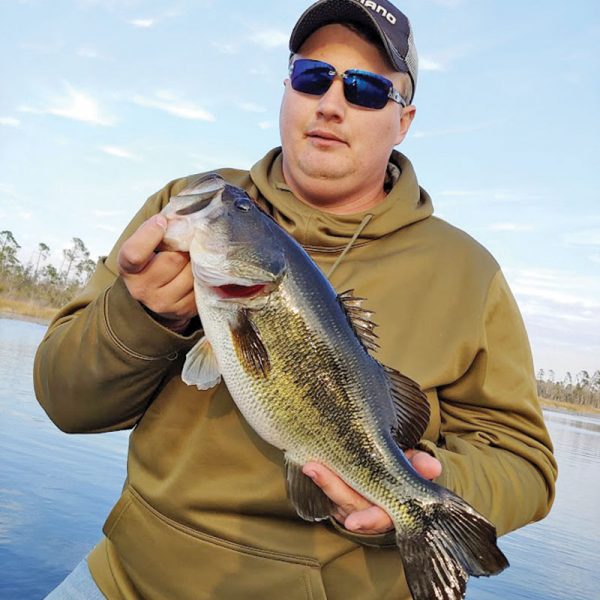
[289,0,418,103]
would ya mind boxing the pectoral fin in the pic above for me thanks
[181,336,222,390]
[230,309,271,378]
[284,455,336,522]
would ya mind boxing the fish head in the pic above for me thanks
[163,174,286,307]
[161,173,227,251]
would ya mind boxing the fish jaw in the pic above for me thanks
[160,175,227,251]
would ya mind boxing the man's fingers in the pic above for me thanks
[118,214,168,275]
[405,449,442,480]
[344,506,393,534]
[147,252,192,291]
[302,462,371,514]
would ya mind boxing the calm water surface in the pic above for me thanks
[1,317,598,599]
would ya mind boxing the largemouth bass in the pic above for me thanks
[161,174,509,600]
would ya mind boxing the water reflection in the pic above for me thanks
[1,318,599,599]
[0,318,129,599]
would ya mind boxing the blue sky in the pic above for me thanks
[1,0,599,378]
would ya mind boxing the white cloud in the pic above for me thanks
[562,229,600,247]
[258,120,276,130]
[238,102,267,114]
[489,223,534,232]
[250,30,288,49]
[132,92,215,121]
[590,254,600,265]
[129,18,155,28]
[18,211,32,220]
[19,83,115,126]
[419,57,444,71]
[506,268,600,375]
[0,117,21,127]
[507,268,600,313]
[0,183,18,198]
[100,146,141,161]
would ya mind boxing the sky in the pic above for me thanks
[1,0,599,379]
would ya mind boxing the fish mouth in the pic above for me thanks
[212,282,274,301]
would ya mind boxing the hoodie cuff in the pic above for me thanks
[327,518,397,548]
[104,277,203,361]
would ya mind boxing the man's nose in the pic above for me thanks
[315,78,347,121]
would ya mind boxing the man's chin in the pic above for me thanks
[297,156,353,182]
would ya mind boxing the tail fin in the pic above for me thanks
[396,494,509,600]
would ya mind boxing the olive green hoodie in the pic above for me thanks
[34,148,557,600]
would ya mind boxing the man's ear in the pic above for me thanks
[395,105,416,146]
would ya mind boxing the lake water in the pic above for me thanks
[0,317,599,599]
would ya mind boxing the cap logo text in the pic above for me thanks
[357,0,397,25]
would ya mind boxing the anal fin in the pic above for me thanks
[285,455,336,522]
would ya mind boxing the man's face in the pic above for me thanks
[279,24,414,211]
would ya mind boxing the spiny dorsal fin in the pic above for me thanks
[230,309,271,378]
[284,454,336,521]
[383,365,430,450]
[337,289,380,353]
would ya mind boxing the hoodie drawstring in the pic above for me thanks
[326,214,374,279]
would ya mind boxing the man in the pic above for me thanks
[36,1,557,598]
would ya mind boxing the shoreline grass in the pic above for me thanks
[539,397,600,416]
[0,297,56,324]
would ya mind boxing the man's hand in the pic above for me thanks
[117,214,197,332]
[303,450,442,534]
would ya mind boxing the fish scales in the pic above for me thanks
[162,174,509,600]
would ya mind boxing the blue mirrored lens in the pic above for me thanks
[290,59,334,96]
[344,70,389,109]
[290,59,392,109]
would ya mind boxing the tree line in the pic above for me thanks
[537,369,600,410]
[0,229,96,309]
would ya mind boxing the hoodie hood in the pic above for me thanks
[249,147,433,251]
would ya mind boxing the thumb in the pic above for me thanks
[118,214,168,275]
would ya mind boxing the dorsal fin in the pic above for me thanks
[338,290,429,448]
[383,365,430,450]
[337,289,380,353]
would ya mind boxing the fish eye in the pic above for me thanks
[234,197,253,212]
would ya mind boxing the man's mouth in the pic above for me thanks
[306,129,347,145]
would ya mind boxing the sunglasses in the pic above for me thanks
[289,58,406,110]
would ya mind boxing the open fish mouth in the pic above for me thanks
[212,282,274,301]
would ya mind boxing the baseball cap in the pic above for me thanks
[289,0,418,103]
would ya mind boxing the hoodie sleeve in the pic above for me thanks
[418,270,558,536]
[33,180,203,434]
